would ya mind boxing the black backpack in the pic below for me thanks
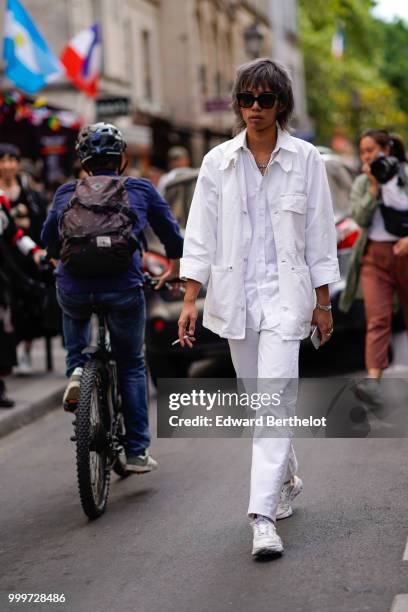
[59,176,140,277]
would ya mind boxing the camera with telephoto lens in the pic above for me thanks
[370,154,400,184]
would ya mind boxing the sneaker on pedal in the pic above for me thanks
[276,475,303,520]
[63,367,83,412]
[125,449,158,474]
[251,516,283,557]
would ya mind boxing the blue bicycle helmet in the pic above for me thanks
[76,122,126,163]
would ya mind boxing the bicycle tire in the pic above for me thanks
[75,359,111,519]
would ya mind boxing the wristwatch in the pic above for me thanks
[316,302,332,312]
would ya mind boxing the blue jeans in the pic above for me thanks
[57,287,150,456]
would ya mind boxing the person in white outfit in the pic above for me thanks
[178,59,340,557]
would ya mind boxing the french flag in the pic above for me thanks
[60,23,101,98]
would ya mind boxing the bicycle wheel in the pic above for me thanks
[75,359,111,519]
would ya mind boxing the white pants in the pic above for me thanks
[228,329,300,522]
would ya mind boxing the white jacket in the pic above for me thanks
[180,128,340,340]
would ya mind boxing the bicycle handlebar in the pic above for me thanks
[142,272,185,293]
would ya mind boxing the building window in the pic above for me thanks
[124,19,133,83]
[91,0,104,74]
[199,65,208,96]
[142,29,152,101]
[109,0,119,23]
[215,71,222,96]
[226,27,234,92]
[92,0,100,20]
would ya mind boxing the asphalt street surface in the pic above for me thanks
[2,386,408,612]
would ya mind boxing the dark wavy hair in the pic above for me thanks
[359,129,407,162]
[0,143,21,160]
[231,58,295,134]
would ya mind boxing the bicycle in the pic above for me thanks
[70,274,183,520]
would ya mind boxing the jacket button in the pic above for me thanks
[242,210,247,214]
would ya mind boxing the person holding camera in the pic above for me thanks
[340,130,408,404]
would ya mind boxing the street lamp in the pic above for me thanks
[244,22,264,59]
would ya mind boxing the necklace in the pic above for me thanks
[254,154,273,170]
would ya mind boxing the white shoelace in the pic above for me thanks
[253,518,276,537]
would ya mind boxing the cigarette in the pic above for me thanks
[172,335,190,346]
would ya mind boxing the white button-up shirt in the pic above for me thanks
[242,138,280,331]
[180,127,340,340]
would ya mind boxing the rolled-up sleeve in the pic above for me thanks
[305,150,341,288]
[180,154,219,285]
[350,174,377,228]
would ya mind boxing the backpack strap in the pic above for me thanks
[118,176,148,252]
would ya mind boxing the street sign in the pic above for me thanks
[121,124,152,147]
[204,97,231,113]
[96,97,131,118]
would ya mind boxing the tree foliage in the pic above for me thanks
[379,19,408,117]
[299,0,408,145]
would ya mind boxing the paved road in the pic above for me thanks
[1,395,408,612]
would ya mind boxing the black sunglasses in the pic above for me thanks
[236,92,277,109]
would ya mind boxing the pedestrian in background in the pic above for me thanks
[157,146,192,194]
[0,144,47,375]
[178,58,339,558]
[143,166,164,189]
[340,130,408,404]
[0,188,45,407]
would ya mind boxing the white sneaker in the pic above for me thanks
[16,352,32,376]
[276,475,303,520]
[251,516,283,557]
[125,449,158,474]
[63,367,83,410]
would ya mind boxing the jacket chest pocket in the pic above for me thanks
[278,193,307,254]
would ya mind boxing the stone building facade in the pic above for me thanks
[0,0,311,168]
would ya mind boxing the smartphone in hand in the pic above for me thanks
[310,326,321,350]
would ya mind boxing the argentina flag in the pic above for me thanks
[3,0,62,93]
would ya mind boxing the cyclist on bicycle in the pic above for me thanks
[41,122,183,473]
